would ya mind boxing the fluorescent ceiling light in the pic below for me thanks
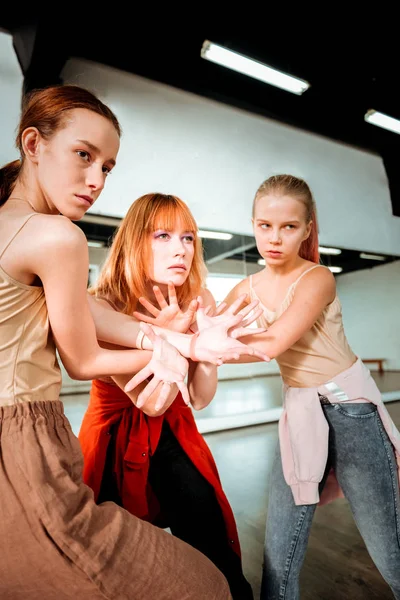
[319,246,342,255]
[201,40,310,96]
[359,252,386,261]
[258,258,266,266]
[328,266,343,273]
[364,109,400,135]
[87,240,105,248]
[198,229,233,240]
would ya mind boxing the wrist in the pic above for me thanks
[189,332,200,361]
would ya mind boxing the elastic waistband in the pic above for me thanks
[0,400,64,422]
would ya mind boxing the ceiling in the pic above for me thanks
[1,13,399,275]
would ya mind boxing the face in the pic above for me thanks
[148,218,195,290]
[253,194,311,264]
[29,108,120,220]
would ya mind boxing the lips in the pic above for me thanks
[76,195,94,206]
[168,264,187,270]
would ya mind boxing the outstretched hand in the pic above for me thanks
[133,281,198,333]
[193,294,270,364]
[124,323,190,410]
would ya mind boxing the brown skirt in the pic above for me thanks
[0,401,231,600]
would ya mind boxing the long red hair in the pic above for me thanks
[92,193,206,315]
[252,174,320,263]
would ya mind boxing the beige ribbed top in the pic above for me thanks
[0,214,61,406]
[249,265,356,388]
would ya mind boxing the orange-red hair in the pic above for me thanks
[92,193,206,315]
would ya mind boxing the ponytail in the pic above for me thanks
[0,160,21,206]
[299,209,319,263]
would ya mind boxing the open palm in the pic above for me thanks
[124,323,190,409]
[133,282,198,333]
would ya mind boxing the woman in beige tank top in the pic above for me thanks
[0,84,266,599]
[218,175,400,599]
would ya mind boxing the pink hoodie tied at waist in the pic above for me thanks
[279,358,400,506]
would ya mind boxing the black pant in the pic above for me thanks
[99,420,253,599]
[148,421,253,600]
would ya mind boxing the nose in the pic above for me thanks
[86,164,106,192]
[270,227,281,245]
[172,236,186,257]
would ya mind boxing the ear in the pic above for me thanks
[303,220,312,241]
[21,127,42,165]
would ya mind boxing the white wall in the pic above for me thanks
[60,57,400,256]
[336,261,400,371]
[0,33,23,165]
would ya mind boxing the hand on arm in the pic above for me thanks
[221,268,336,361]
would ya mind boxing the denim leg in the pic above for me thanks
[261,441,331,600]
[325,403,400,599]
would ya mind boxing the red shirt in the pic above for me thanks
[79,379,241,556]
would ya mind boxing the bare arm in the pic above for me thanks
[95,337,180,417]
[187,288,218,410]
[222,268,336,362]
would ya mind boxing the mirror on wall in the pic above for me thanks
[60,214,400,434]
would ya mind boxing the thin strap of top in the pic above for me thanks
[0,213,39,260]
[292,264,325,289]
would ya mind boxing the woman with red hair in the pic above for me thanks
[80,192,261,599]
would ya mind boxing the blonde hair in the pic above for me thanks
[253,174,320,263]
[92,193,206,315]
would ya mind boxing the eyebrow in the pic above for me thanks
[76,139,116,167]
[256,218,301,224]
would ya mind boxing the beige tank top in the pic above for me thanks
[0,214,62,406]
[249,265,356,388]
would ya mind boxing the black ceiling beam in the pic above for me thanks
[11,21,69,98]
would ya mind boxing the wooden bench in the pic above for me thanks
[363,359,386,374]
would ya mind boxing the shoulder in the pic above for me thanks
[295,265,336,301]
[30,215,87,252]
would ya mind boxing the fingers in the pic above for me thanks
[138,296,160,317]
[240,307,264,328]
[139,322,156,342]
[238,299,260,319]
[124,365,152,393]
[186,298,199,318]
[176,381,191,406]
[154,381,174,411]
[230,325,267,339]
[215,302,227,316]
[225,293,248,315]
[232,345,270,362]
[153,285,169,309]
[136,376,160,408]
[132,311,157,324]
[166,281,178,306]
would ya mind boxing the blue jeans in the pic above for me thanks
[261,402,400,599]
